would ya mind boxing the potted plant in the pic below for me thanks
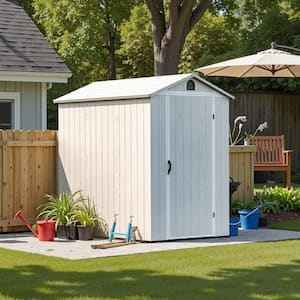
[37,191,82,240]
[75,198,99,240]
[229,115,268,146]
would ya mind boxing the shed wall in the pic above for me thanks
[150,93,229,240]
[214,95,229,236]
[169,80,219,94]
[150,95,167,240]
[57,100,152,240]
[0,81,45,129]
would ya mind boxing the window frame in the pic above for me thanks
[0,92,20,129]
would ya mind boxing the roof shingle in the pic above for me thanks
[0,0,71,75]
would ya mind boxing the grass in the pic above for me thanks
[1,240,300,299]
[268,219,300,231]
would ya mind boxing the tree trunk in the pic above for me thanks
[154,39,182,75]
[108,32,116,80]
[145,0,212,76]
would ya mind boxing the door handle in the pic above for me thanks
[167,160,172,175]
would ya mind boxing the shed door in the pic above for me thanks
[167,95,214,239]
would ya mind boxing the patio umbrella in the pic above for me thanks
[196,42,300,78]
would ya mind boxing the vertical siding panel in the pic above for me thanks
[124,102,131,234]
[119,101,126,235]
[95,103,103,222]
[151,95,167,240]
[136,101,143,234]
[214,97,229,236]
[113,102,120,217]
[144,100,151,240]
[107,104,115,223]
[130,102,138,233]
[102,104,109,225]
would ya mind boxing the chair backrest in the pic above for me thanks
[251,135,285,165]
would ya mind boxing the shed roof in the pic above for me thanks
[54,73,234,103]
[0,0,71,82]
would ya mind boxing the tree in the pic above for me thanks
[144,0,239,75]
[179,11,237,73]
[144,0,209,75]
[118,4,154,77]
[99,0,137,79]
[33,0,135,82]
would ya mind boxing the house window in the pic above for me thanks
[0,100,13,129]
[0,93,20,129]
[186,80,195,90]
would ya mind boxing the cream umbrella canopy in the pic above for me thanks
[196,43,300,78]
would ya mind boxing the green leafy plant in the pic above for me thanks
[37,191,83,225]
[254,186,300,213]
[75,198,99,227]
[231,199,257,215]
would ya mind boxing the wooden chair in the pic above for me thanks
[250,135,292,188]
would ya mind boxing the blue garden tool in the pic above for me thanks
[109,214,133,243]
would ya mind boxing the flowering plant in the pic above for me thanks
[230,116,267,145]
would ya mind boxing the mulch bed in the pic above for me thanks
[265,211,300,225]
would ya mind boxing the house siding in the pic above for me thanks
[0,81,43,129]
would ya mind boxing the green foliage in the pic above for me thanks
[179,11,237,73]
[254,186,300,212]
[231,199,257,215]
[118,3,153,78]
[20,0,300,127]
[37,191,83,225]
[75,198,99,227]
[33,0,109,82]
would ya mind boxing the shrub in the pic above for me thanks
[231,199,257,215]
[254,186,300,213]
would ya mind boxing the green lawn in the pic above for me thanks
[1,240,300,299]
[268,219,300,231]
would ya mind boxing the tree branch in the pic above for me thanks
[169,0,179,28]
[145,0,166,46]
[190,0,212,29]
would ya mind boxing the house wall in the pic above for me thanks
[57,99,152,240]
[0,81,46,129]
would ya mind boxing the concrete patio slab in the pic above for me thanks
[0,228,300,260]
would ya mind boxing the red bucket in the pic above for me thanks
[37,220,56,241]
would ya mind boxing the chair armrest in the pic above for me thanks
[283,150,292,166]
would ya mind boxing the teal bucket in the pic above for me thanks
[238,209,260,229]
[229,217,239,236]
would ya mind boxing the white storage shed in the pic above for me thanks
[54,73,234,241]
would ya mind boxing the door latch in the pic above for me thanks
[167,160,172,175]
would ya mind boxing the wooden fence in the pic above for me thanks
[0,130,57,232]
[231,92,300,174]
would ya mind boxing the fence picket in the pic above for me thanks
[0,130,57,232]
